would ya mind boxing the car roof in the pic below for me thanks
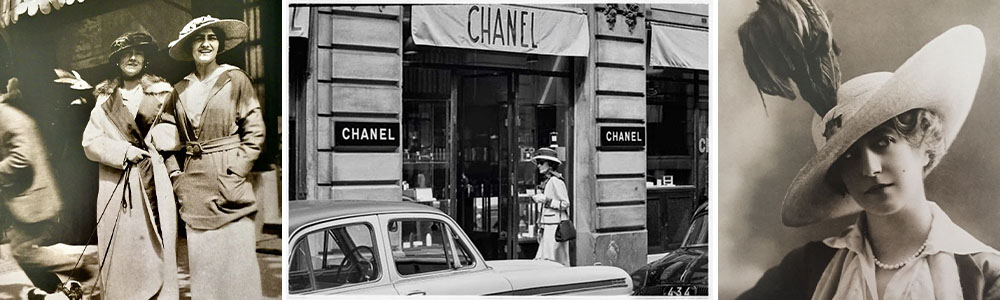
[289,199,443,234]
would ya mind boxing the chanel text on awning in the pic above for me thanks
[467,5,538,49]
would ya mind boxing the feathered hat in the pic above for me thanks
[738,2,985,226]
[108,32,158,63]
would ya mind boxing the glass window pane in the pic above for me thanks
[289,239,313,293]
[296,223,379,291]
[389,219,454,276]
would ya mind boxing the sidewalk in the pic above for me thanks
[0,233,281,300]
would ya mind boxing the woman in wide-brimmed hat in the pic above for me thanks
[531,147,571,266]
[81,31,179,299]
[160,15,264,299]
[738,25,1000,299]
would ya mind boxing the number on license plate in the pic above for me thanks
[665,286,696,296]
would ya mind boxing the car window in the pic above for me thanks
[289,222,380,293]
[681,213,708,247]
[388,218,474,276]
[289,239,313,293]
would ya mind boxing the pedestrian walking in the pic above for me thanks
[531,147,571,266]
[162,15,265,299]
[0,77,92,296]
[81,31,179,299]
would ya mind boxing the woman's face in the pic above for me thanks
[191,28,219,65]
[536,161,551,174]
[117,48,145,78]
[835,126,930,216]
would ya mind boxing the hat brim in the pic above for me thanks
[532,155,562,165]
[781,25,985,227]
[167,19,248,61]
[108,43,158,63]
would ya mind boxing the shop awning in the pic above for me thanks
[649,23,708,70]
[289,6,308,38]
[0,0,86,29]
[411,4,589,57]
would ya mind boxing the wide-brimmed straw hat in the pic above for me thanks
[532,148,562,165]
[108,32,157,63]
[167,15,248,61]
[782,25,985,227]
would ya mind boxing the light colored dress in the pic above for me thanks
[534,175,571,266]
[813,201,1000,300]
[163,64,265,299]
[82,74,179,299]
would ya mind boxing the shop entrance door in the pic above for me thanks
[455,71,571,260]
[455,72,514,260]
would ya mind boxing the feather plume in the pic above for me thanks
[53,68,92,91]
[738,0,841,117]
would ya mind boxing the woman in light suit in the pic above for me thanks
[531,147,571,266]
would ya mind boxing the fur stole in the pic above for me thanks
[93,73,172,98]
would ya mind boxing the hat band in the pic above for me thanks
[823,114,843,140]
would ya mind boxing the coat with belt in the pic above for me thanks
[0,103,60,224]
[163,65,265,230]
[81,74,179,300]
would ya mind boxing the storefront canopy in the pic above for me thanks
[649,23,707,70]
[0,0,86,28]
[412,4,589,57]
[289,6,308,38]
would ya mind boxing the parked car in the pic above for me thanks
[631,202,708,296]
[288,200,633,296]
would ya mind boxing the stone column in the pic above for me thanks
[573,4,648,273]
[308,6,403,200]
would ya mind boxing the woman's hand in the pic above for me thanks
[532,194,547,203]
[125,146,149,164]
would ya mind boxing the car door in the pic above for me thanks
[288,215,398,295]
[381,212,512,295]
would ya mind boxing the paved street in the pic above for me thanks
[0,231,281,300]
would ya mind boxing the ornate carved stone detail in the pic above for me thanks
[603,4,641,33]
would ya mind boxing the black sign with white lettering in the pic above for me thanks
[334,121,400,150]
[600,126,645,148]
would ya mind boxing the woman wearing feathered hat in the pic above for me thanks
[531,147,571,266]
[81,31,179,299]
[737,8,1000,299]
[160,15,264,298]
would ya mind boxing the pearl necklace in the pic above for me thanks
[873,243,927,270]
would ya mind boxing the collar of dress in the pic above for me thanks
[822,201,999,257]
[182,64,239,84]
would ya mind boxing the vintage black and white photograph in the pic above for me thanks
[0,1,281,299]
[286,3,709,297]
[721,1,1000,299]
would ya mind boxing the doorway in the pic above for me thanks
[454,71,571,260]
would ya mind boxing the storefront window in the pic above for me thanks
[402,98,452,215]
[402,45,572,260]
[646,68,708,254]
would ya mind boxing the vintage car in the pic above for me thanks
[288,200,633,296]
[631,202,708,296]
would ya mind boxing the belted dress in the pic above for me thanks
[162,64,264,299]
[81,74,179,299]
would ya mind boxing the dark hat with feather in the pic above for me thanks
[738,2,984,226]
[108,32,157,63]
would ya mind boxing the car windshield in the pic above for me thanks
[680,213,707,247]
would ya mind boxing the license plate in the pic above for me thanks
[664,285,697,296]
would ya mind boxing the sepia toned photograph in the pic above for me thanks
[0,1,281,299]
[286,3,709,297]
[721,1,1000,299]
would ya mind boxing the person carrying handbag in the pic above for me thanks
[531,147,572,266]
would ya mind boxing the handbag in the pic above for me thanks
[555,219,576,242]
